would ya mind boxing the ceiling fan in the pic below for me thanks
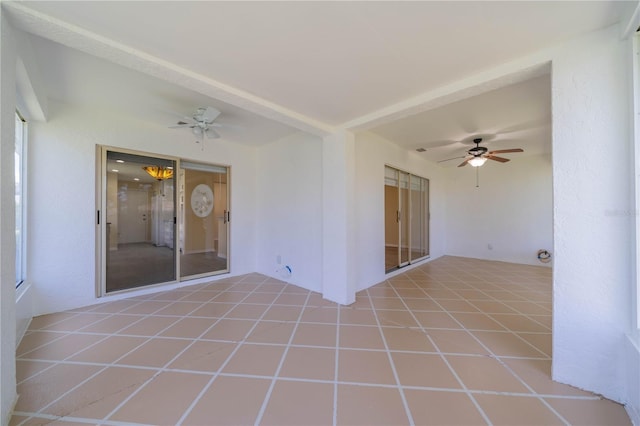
[439,137,523,167]
[170,106,223,139]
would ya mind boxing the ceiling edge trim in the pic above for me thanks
[3,2,335,137]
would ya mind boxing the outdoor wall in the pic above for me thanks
[255,132,323,292]
[444,153,552,266]
[28,100,259,316]
[354,131,446,291]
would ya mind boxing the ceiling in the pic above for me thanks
[3,1,632,158]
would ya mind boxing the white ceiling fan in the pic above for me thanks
[170,106,223,139]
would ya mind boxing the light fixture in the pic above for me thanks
[468,156,487,167]
[143,166,174,181]
[116,159,125,163]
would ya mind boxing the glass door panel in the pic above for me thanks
[180,161,229,278]
[384,167,400,272]
[104,150,176,292]
[410,175,429,261]
[399,171,410,266]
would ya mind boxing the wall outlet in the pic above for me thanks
[487,244,493,250]
[276,255,282,264]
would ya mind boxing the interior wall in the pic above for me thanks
[255,131,323,292]
[354,131,446,291]
[183,170,219,254]
[28,100,258,316]
[444,153,553,266]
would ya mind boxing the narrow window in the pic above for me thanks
[15,112,26,287]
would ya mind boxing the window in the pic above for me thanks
[15,112,26,287]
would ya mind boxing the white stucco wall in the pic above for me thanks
[0,9,18,424]
[549,25,632,404]
[255,131,323,292]
[354,131,446,291]
[28,101,259,316]
[444,153,553,266]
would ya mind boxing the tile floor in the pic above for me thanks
[11,256,631,425]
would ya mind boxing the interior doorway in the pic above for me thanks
[384,165,429,272]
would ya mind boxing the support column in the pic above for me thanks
[322,130,356,305]
[0,9,18,424]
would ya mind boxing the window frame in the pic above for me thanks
[15,111,27,288]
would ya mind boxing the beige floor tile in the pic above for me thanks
[243,292,279,304]
[392,352,461,388]
[336,384,409,425]
[179,290,220,302]
[423,289,462,299]
[274,293,309,305]
[8,415,28,426]
[168,340,237,372]
[474,394,564,425]
[502,359,593,397]
[20,333,106,361]
[489,313,551,332]
[263,305,303,321]
[517,332,552,357]
[503,301,552,315]
[200,318,256,341]
[245,321,296,344]
[77,314,138,333]
[15,363,102,412]
[307,292,338,307]
[435,299,480,312]
[261,380,334,426]
[339,325,385,349]
[405,389,488,425]
[451,312,507,331]
[188,302,236,318]
[474,331,547,358]
[338,349,396,385]
[43,366,154,419]
[545,396,631,425]
[181,376,270,425]
[339,307,377,325]
[378,310,419,327]
[257,282,288,293]
[292,323,337,347]
[155,301,203,316]
[151,290,193,301]
[117,337,191,367]
[300,306,338,323]
[225,303,269,319]
[120,300,172,315]
[382,326,435,352]
[16,359,54,383]
[116,315,179,336]
[403,298,444,311]
[471,300,518,314]
[371,297,407,310]
[69,335,147,364]
[109,371,209,425]
[17,331,67,357]
[28,312,79,330]
[427,329,489,355]
[34,313,109,332]
[414,311,462,329]
[159,316,217,339]
[213,291,250,303]
[279,347,335,381]
[222,343,285,376]
[446,355,530,393]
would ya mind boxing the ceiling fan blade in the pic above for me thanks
[486,155,510,163]
[169,123,193,129]
[458,159,470,167]
[205,127,221,139]
[199,106,222,123]
[437,155,466,163]
[488,148,523,154]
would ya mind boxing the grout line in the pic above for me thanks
[253,291,313,425]
[333,305,340,426]
[365,287,415,425]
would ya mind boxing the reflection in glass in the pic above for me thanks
[105,151,176,292]
[180,162,229,278]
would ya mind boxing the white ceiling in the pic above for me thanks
[3,1,632,154]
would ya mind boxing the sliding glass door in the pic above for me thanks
[98,148,230,295]
[103,150,176,292]
[179,161,229,279]
[384,165,429,273]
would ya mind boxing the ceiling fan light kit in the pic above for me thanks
[468,157,487,167]
[437,137,523,169]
